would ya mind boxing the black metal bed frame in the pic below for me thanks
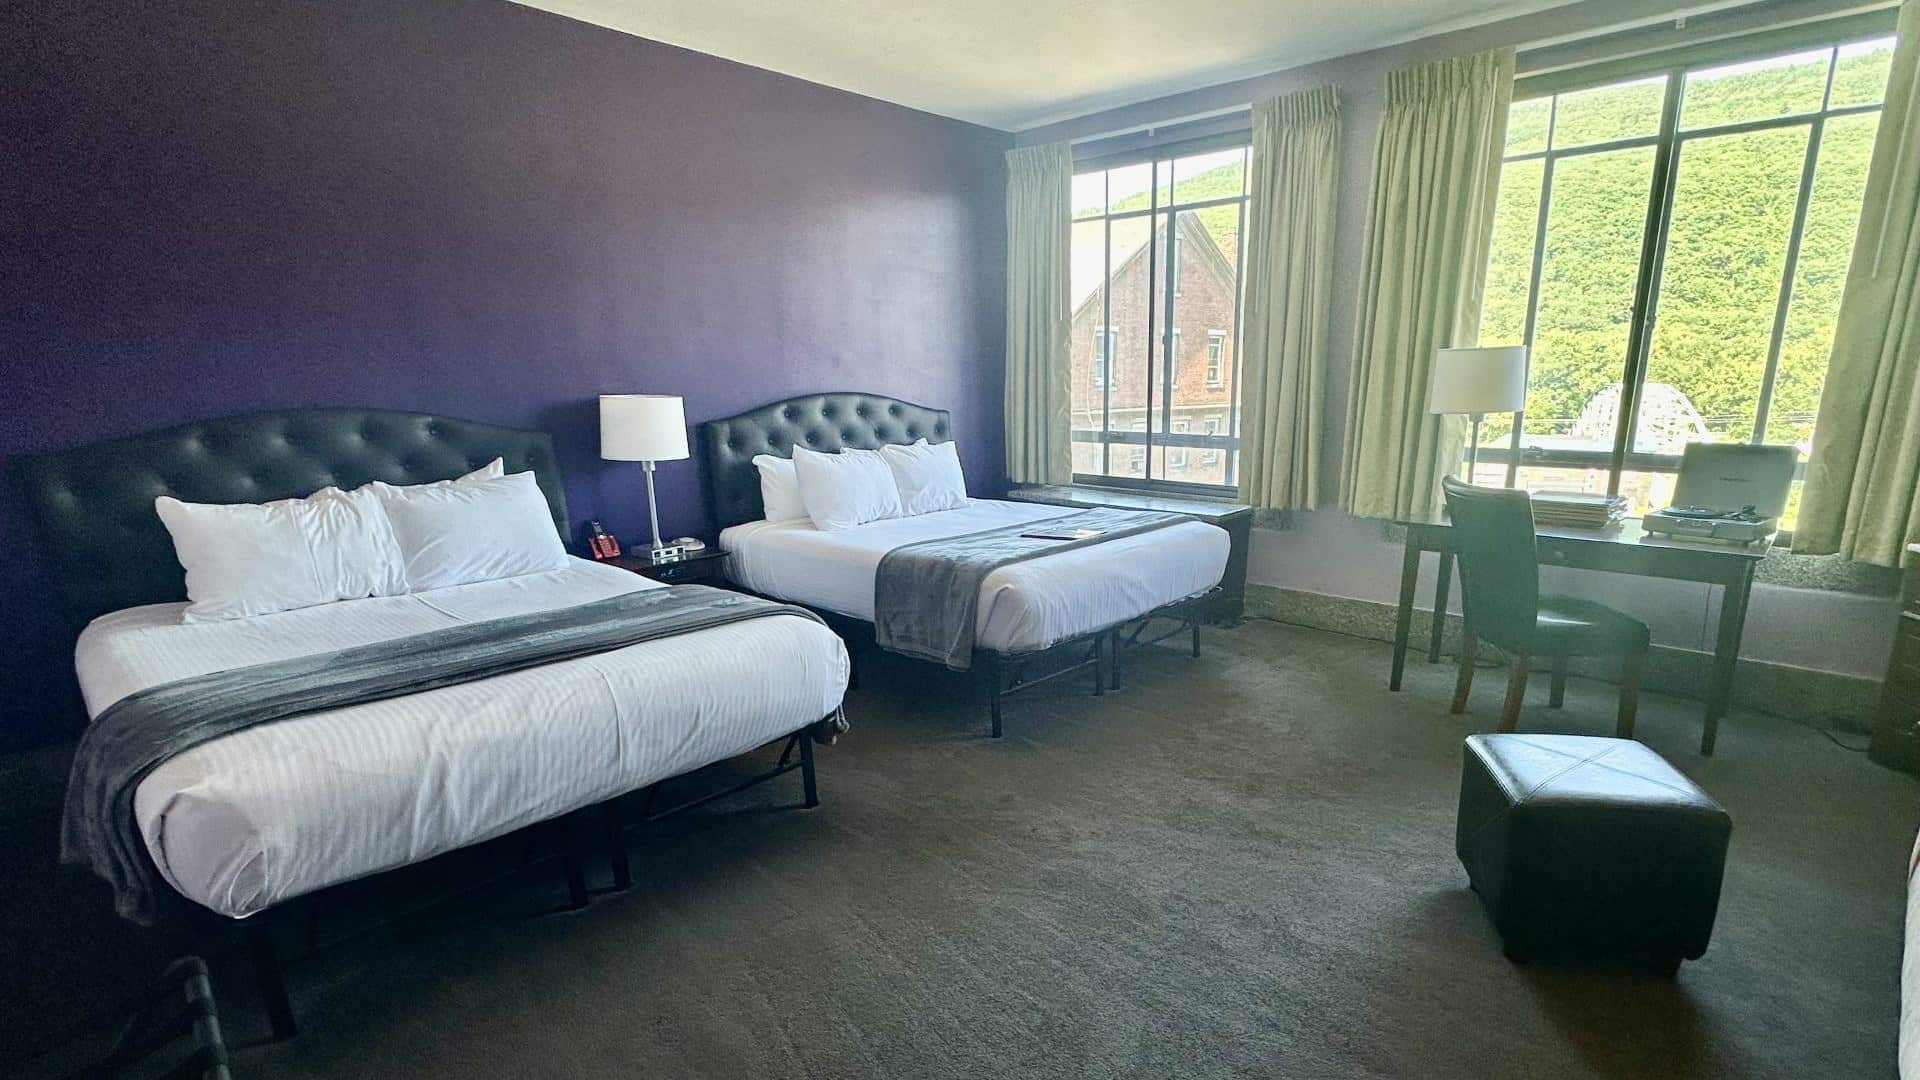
[66,956,232,1080]
[815,587,1221,738]
[226,720,826,1043]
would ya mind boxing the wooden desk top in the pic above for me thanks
[1396,514,1771,562]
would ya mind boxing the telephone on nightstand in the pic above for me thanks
[670,537,708,555]
[584,520,622,561]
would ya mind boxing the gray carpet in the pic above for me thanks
[11,620,1916,1078]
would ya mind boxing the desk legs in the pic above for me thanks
[1701,563,1755,756]
[1428,550,1454,664]
[1390,536,1421,691]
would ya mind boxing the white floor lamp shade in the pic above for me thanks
[1428,346,1528,481]
[600,394,689,560]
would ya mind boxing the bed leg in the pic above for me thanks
[799,728,819,809]
[245,919,297,1042]
[1092,634,1106,697]
[1191,620,1201,658]
[979,653,1005,738]
[561,817,590,910]
[603,800,632,892]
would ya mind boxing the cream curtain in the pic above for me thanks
[1339,49,1513,522]
[1237,85,1341,511]
[1004,142,1074,486]
[1794,0,1920,567]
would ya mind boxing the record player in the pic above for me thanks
[1642,443,1797,545]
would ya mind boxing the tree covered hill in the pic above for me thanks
[1482,40,1893,450]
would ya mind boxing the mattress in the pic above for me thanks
[719,499,1230,654]
[75,558,848,920]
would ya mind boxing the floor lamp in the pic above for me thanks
[1428,346,1529,483]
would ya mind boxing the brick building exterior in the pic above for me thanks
[1068,213,1238,485]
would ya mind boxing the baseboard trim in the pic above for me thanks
[1244,583,1879,724]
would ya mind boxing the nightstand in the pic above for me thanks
[608,547,730,586]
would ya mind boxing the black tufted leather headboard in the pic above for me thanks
[18,407,569,626]
[700,392,952,530]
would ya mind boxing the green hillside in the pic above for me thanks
[1106,159,1246,261]
[1481,40,1893,449]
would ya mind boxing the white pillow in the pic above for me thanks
[373,470,568,592]
[753,454,807,522]
[879,439,968,516]
[156,485,409,622]
[791,445,903,531]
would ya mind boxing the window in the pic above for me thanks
[1091,327,1117,388]
[1482,28,1895,528]
[1169,420,1190,469]
[1070,144,1248,491]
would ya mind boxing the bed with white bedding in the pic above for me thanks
[700,393,1231,735]
[21,406,850,1039]
[722,500,1228,655]
[76,557,846,921]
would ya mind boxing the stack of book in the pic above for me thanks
[1529,490,1628,529]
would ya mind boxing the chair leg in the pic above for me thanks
[1450,633,1478,714]
[1617,649,1644,740]
[1549,656,1568,709]
[1499,653,1530,733]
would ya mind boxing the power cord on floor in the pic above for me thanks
[1794,714,1873,753]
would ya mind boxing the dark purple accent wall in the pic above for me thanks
[0,0,1009,748]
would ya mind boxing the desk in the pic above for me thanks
[1390,516,1766,755]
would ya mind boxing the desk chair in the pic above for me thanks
[1441,477,1650,736]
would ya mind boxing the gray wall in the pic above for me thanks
[1019,0,1900,686]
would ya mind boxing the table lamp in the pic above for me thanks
[1428,346,1529,482]
[600,394,690,564]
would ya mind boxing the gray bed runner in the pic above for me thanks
[63,584,840,925]
[873,507,1191,670]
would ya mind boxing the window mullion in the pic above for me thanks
[1226,180,1248,488]
[1754,117,1825,443]
[1611,69,1686,497]
[1143,167,1159,483]
[1100,179,1113,476]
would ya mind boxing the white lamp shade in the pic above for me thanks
[1428,346,1529,415]
[600,394,689,462]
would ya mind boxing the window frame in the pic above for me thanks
[1205,331,1226,386]
[1485,17,1896,508]
[1091,326,1116,388]
[1070,141,1249,496]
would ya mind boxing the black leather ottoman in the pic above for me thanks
[1457,733,1732,972]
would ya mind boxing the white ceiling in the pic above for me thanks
[507,0,1572,130]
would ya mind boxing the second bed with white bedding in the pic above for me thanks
[76,557,848,920]
[720,499,1230,654]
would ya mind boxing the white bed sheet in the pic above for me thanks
[719,499,1229,654]
[75,558,848,920]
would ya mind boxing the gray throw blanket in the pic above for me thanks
[873,507,1190,670]
[63,584,843,925]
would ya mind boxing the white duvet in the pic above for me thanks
[720,499,1230,654]
[75,558,848,920]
